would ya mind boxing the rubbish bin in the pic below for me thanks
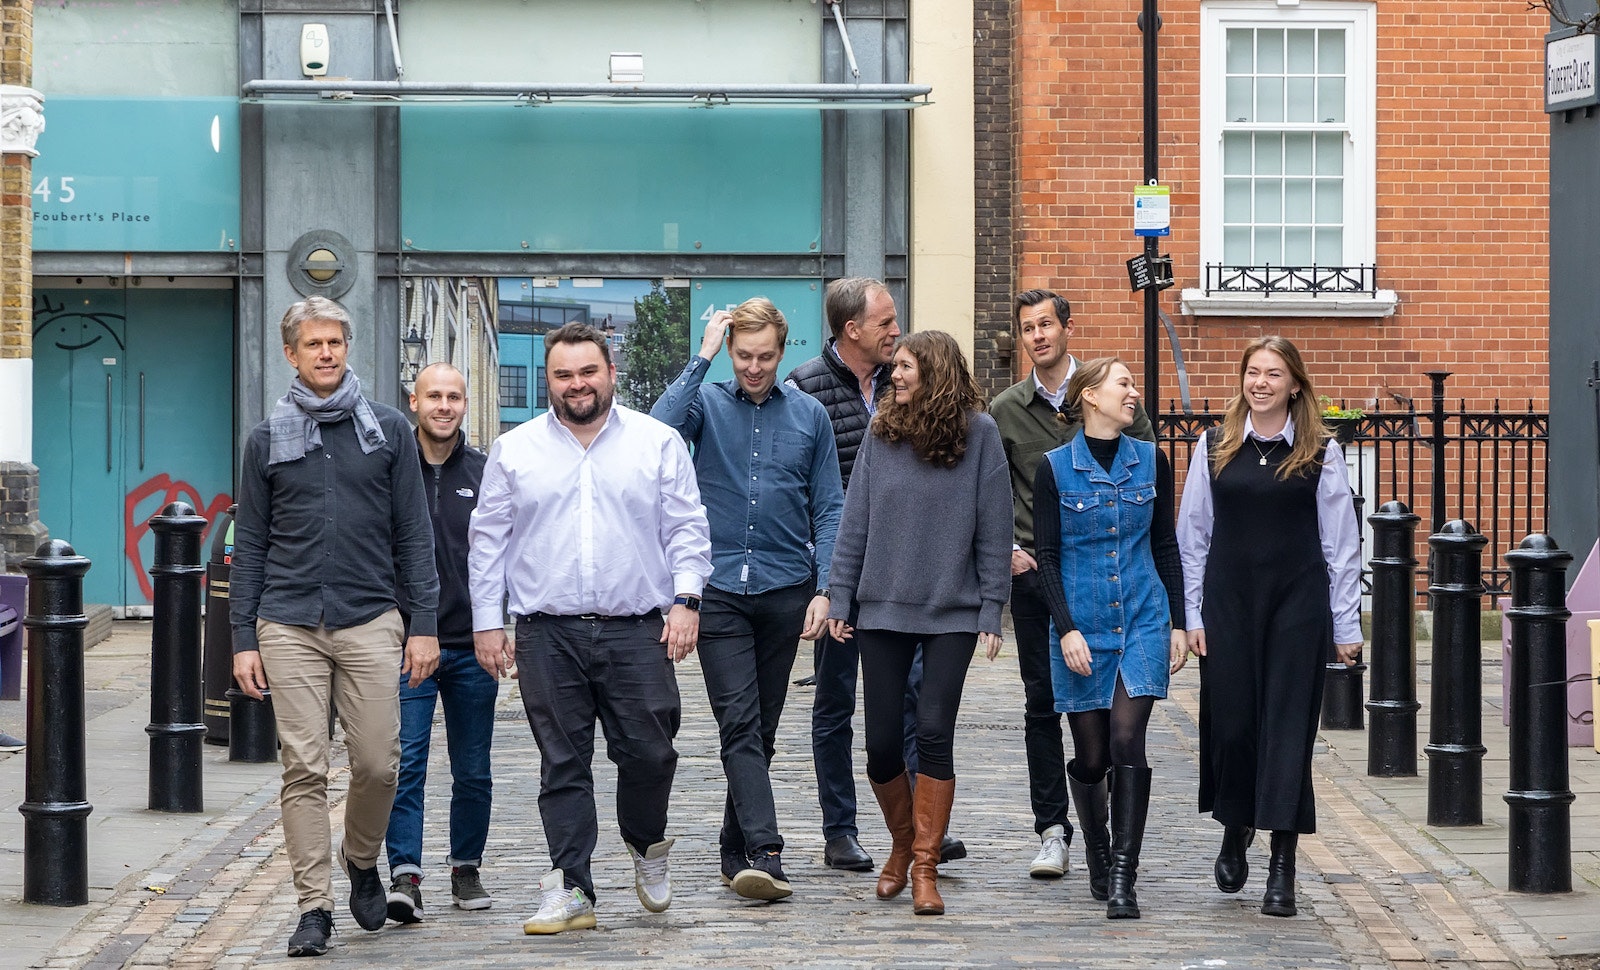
[202,505,236,744]
[0,573,25,701]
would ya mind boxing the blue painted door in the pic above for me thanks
[33,288,234,612]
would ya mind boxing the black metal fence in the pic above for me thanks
[1156,371,1548,604]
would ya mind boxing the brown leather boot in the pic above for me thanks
[869,773,915,899]
[910,775,955,915]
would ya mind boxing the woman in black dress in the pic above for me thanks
[1176,335,1361,917]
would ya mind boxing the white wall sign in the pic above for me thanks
[1546,31,1599,113]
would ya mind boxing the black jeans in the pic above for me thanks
[858,629,976,783]
[515,612,680,902]
[697,583,810,854]
[1013,569,1072,834]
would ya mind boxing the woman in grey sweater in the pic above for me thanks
[826,330,1012,917]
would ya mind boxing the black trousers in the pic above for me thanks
[1012,569,1073,834]
[858,629,976,784]
[515,612,680,902]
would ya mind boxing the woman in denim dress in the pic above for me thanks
[1034,357,1188,920]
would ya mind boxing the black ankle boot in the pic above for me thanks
[1261,831,1298,917]
[1105,765,1152,920]
[1214,823,1255,894]
[1067,761,1110,901]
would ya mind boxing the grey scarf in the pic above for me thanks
[268,369,387,465]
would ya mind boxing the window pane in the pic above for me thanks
[1284,133,1314,174]
[1254,180,1283,222]
[1257,28,1284,74]
[1284,227,1313,264]
[1284,178,1313,222]
[1315,133,1344,175]
[1254,134,1283,176]
[1315,227,1343,264]
[1318,77,1346,123]
[1224,227,1252,265]
[1226,77,1254,121]
[1315,178,1343,222]
[1256,76,1284,122]
[1318,29,1346,73]
[1224,178,1253,222]
[1223,132,1252,175]
[1227,28,1254,73]
[1254,226,1282,265]
[1287,29,1316,73]
[1286,77,1315,122]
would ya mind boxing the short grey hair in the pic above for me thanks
[824,277,888,341]
[280,296,353,348]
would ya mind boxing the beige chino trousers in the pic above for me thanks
[258,609,403,914]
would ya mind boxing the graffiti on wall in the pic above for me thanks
[124,474,232,602]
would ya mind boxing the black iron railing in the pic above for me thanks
[1156,371,1548,603]
[1202,263,1379,297]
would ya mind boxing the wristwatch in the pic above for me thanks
[672,594,701,612]
[815,588,831,599]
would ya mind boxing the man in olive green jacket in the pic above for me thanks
[989,289,1154,889]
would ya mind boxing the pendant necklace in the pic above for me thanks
[1249,436,1278,466]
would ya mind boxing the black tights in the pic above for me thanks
[1066,678,1155,781]
[857,629,976,784]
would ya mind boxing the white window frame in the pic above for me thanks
[1184,0,1395,317]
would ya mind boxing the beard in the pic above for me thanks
[551,383,614,426]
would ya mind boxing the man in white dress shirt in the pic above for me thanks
[469,322,712,935]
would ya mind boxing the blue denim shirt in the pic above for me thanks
[652,356,844,595]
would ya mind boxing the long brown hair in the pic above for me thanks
[1212,335,1329,480]
[872,331,985,467]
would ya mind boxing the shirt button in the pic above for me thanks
[1109,551,1117,558]
[752,476,757,481]
[748,525,754,530]
[1113,627,1122,634]
[1110,575,1119,582]
[1108,527,1117,533]
[751,500,757,505]
[1110,601,1119,607]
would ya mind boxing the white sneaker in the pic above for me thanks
[627,838,674,913]
[522,869,596,934]
[1029,824,1069,879]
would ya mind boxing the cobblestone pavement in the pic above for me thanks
[10,627,1596,968]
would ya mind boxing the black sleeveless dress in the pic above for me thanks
[1197,430,1332,835]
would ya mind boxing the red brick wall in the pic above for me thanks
[1013,0,1549,416]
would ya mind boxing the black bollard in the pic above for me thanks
[1502,534,1575,893]
[147,501,208,813]
[18,539,93,906]
[202,504,237,745]
[1367,501,1421,777]
[1425,520,1488,826]
[1321,493,1369,730]
[227,686,279,763]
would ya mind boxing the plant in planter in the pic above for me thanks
[1318,395,1364,445]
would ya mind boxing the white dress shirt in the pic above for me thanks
[1176,413,1363,645]
[468,405,712,629]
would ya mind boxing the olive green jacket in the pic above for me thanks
[990,364,1156,557]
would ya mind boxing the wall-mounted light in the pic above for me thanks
[609,52,644,83]
[402,326,425,383]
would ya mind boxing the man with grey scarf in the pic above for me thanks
[231,296,440,958]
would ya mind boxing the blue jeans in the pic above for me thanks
[811,635,924,840]
[385,648,499,879]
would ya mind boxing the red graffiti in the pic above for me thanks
[124,474,233,602]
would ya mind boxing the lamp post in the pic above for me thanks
[1139,0,1161,400]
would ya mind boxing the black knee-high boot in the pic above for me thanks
[1067,761,1111,901]
[1214,823,1255,893]
[1105,765,1151,920]
[1261,830,1298,917]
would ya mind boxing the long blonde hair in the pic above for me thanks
[1211,335,1328,480]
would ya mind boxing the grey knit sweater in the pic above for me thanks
[827,411,1013,635]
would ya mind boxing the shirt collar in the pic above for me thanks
[828,340,889,384]
[1032,356,1076,407]
[733,380,785,405]
[1244,412,1296,445]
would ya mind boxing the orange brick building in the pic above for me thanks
[975,0,1549,417]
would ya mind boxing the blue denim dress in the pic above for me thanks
[1046,433,1172,712]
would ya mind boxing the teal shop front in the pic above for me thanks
[31,98,239,612]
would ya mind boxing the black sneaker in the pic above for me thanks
[719,845,746,887]
[386,873,423,924]
[731,847,792,901]
[338,843,387,931]
[287,908,334,957]
[450,865,493,911]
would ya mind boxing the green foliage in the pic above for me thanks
[618,280,690,411]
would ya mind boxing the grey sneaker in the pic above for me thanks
[627,838,674,913]
[386,873,423,924]
[523,869,595,935]
[450,865,492,911]
[0,732,24,754]
[286,908,333,957]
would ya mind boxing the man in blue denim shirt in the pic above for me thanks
[652,297,843,901]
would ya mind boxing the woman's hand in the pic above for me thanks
[827,618,854,642]
[1187,628,1207,659]
[1059,629,1091,676]
[1168,630,1190,674]
[979,631,1002,660]
[1335,641,1362,667]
